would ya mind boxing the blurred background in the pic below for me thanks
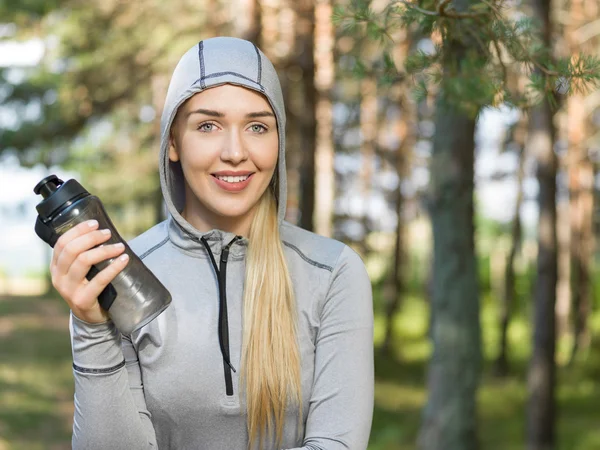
[1,0,600,449]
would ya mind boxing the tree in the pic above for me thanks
[495,114,527,377]
[313,0,335,237]
[336,0,600,448]
[566,0,596,364]
[526,63,558,450]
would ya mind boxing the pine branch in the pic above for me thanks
[393,0,488,18]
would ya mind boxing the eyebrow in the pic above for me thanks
[186,108,275,119]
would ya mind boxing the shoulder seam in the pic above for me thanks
[139,236,170,260]
[282,241,333,272]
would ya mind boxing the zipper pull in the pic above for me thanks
[221,235,241,263]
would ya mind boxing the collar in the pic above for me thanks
[167,215,249,259]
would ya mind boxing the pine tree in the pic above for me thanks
[335,1,600,448]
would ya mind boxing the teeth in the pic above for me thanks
[217,175,249,183]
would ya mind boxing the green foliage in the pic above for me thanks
[335,0,600,115]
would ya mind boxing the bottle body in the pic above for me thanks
[50,195,171,335]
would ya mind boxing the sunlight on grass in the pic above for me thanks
[0,296,73,450]
[376,381,426,410]
[371,294,600,450]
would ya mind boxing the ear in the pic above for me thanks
[168,135,180,162]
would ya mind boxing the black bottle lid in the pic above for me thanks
[34,174,89,220]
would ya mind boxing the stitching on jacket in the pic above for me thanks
[283,241,333,272]
[253,44,262,85]
[198,41,206,88]
[200,71,265,91]
[139,236,170,260]
[73,359,126,374]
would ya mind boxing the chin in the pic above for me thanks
[212,204,254,220]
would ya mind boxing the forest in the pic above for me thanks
[1,0,600,449]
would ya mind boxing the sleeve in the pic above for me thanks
[286,245,374,450]
[70,313,157,449]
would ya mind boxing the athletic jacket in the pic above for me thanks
[69,37,374,450]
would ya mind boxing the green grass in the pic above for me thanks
[0,295,73,450]
[1,293,600,449]
[369,294,600,450]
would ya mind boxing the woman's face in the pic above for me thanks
[169,84,279,236]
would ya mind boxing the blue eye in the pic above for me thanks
[198,123,215,132]
[250,124,267,133]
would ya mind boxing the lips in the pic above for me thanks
[212,173,254,192]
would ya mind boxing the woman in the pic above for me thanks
[51,37,374,450]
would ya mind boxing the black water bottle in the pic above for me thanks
[33,174,171,335]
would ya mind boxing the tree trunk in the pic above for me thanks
[313,0,335,237]
[294,0,317,232]
[526,1,558,447]
[495,119,526,377]
[379,33,413,356]
[418,3,483,448]
[382,96,412,356]
[152,74,169,225]
[359,76,377,244]
[418,93,481,450]
[237,0,262,46]
[382,150,405,356]
[567,0,594,364]
[556,200,571,339]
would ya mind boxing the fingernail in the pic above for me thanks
[88,220,98,227]
[114,242,125,249]
[101,229,111,235]
[119,254,129,262]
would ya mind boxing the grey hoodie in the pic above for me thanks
[69,37,374,450]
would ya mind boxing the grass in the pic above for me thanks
[369,293,600,450]
[0,295,73,450]
[1,293,600,449]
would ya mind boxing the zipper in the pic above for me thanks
[200,235,241,397]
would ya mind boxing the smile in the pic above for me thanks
[212,173,254,192]
[215,174,250,183]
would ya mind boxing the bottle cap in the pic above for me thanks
[34,174,89,220]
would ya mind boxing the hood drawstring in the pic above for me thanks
[200,235,241,381]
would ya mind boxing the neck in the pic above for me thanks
[181,207,254,238]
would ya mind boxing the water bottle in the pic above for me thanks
[33,174,172,335]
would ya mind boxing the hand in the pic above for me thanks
[50,220,129,324]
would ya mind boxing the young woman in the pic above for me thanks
[51,37,374,450]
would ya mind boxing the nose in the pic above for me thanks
[220,129,248,165]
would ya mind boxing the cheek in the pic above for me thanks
[252,138,279,172]
[179,138,215,169]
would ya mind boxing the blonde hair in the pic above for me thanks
[241,187,302,449]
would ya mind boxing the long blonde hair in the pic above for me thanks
[241,187,302,448]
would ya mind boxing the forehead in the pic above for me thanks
[182,84,273,113]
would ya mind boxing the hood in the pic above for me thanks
[159,37,287,236]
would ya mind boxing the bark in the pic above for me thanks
[417,0,483,446]
[418,94,481,450]
[294,0,317,232]
[382,92,412,356]
[359,76,377,242]
[495,119,527,377]
[556,200,571,338]
[526,1,558,447]
[313,0,335,237]
[237,0,262,46]
[567,0,595,364]
[382,149,405,356]
[152,74,169,224]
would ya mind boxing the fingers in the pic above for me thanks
[69,254,130,324]
[53,227,113,278]
[51,220,100,267]
[78,253,130,303]
[68,242,127,283]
